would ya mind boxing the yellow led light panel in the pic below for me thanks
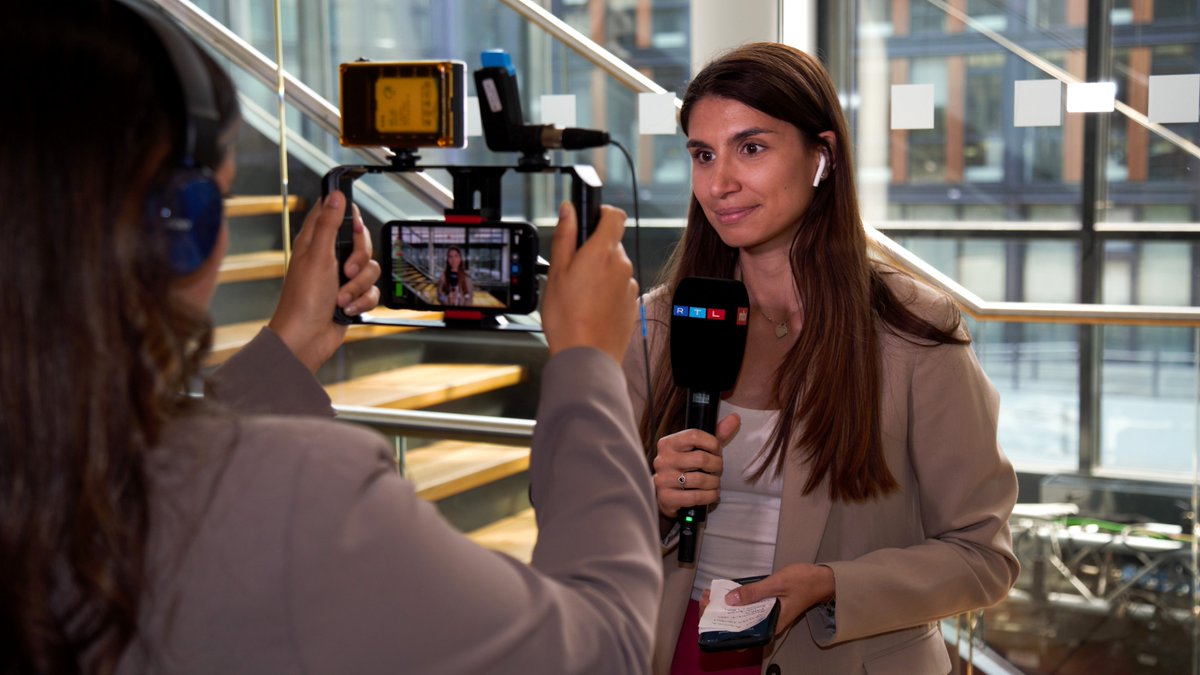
[374,76,439,133]
[338,60,466,149]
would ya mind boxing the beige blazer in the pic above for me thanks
[116,329,662,674]
[624,271,1020,675]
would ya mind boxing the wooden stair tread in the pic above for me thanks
[219,250,285,283]
[407,441,530,502]
[224,194,304,217]
[209,321,266,365]
[324,363,524,409]
[206,309,443,367]
[467,508,537,563]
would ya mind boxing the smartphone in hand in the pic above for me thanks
[697,575,780,653]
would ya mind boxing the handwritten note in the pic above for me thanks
[698,579,775,633]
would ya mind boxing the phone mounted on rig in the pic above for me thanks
[322,50,607,330]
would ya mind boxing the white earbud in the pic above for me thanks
[812,151,827,188]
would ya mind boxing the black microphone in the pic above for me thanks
[669,277,750,564]
[474,50,609,154]
[538,125,610,150]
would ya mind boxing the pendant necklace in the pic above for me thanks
[744,284,796,339]
[761,307,792,339]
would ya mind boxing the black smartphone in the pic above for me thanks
[381,220,539,314]
[697,575,780,653]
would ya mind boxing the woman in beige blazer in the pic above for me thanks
[623,43,1019,674]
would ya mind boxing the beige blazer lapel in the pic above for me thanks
[764,457,831,663]
[772,455,831,567]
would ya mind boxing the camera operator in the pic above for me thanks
[2,3,659,674]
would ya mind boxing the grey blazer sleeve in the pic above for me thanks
[206,327,334,417]
[286,347,661,675]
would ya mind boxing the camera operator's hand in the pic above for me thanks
[269,191,381,373]
[541,202,638,363]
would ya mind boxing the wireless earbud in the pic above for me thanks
[812,151,827,188]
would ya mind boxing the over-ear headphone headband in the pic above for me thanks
[115,0,225,276]
[116,0,221,170]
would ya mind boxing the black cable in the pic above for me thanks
[608,139,658,456]
[607,140,644,292]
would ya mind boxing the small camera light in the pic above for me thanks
[339,60,467,149]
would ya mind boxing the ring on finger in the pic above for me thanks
[678,472,688,488]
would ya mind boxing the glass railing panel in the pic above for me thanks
[872,231,1200,672]
[962,317,1197,674]
[1100,238,1198,479]
[889,235,1082,304]
[968,317,1081,473]
[1098,325,1197,477]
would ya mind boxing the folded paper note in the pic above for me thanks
[698,578,776,634]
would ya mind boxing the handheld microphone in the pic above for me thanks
[474,50,610,154]
[669,277,750,563]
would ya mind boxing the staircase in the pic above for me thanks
[213,182,541,563]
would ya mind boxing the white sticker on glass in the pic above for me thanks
[891,84,935,130]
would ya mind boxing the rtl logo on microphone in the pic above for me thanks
[673,305,749,326]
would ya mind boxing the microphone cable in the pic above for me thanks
[608,139,659,455]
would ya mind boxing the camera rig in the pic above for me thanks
[321,50,607,331]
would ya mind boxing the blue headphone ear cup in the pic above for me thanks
[152,170,223,276]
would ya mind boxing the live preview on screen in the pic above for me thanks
[387,222,534,312]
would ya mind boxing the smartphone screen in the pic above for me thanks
[382,220,538,314]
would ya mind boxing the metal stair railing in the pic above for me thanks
[869,225,1200,328]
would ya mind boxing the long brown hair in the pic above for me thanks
[0,4,236,673]
[639,43,965,502]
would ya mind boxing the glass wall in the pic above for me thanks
[848,0,1200,471]
[843,1,1200,671]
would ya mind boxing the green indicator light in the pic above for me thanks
[685,516,694,523]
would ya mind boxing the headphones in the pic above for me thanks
[118,0,225,276]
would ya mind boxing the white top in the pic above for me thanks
[692,400,784,600]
